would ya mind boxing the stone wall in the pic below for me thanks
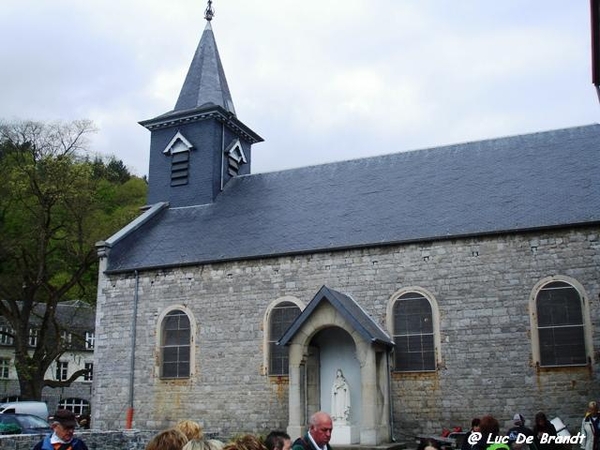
[93,226,600,439]
[0,430,156,450]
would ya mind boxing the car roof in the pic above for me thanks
[0,413,43,417]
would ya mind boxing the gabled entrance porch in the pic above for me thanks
[278,286,395,446]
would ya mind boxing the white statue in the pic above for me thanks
[331,369,350,424]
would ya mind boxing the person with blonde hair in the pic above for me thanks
[184,439,218,450]
[176,419,205,441]
[581,401,600,450]
[208,439,225,450]
[145,429,189,450]
[222,434,267,450]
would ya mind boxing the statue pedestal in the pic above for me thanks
[330,424,359,445]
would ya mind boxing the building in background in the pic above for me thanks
[0,300,95,417]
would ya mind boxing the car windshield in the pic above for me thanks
[18,415,49,428]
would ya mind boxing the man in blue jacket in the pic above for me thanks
[33,409,88,450]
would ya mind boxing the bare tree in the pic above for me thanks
[0,119,143,400]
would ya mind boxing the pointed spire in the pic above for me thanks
[174,1,236,115]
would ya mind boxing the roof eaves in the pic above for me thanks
[139,105,263,144]
[102,220,600,275]
[277,286,329,346]
[138,104,227,128]
[339,292,394,346]
[96,202,169,258]
[326,289,394,347]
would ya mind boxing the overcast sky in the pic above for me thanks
[1,1,598,177]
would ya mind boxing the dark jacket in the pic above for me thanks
[461,431,486,450]
[508,425,535,443]
[33,434,89,450]
[292,434,332,450]
[533,422,558,450]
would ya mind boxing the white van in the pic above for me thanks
[0,401,48,420]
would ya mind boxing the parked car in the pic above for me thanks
[0,401,49,420]
[0,413,51,435]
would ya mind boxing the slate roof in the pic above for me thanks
[0,300,95,337]
[103,124,600,273]
[277,286,394,347]
[173,21,235,115]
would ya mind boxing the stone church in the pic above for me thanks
[93,5,600,444]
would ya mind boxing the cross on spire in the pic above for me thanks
[204,0,214,21]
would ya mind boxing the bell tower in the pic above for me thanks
[140,1,263,207]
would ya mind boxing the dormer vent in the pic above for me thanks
[226,139,247,177]
[163,131,194,187]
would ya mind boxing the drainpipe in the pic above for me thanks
[387,350,396,442]
[126,270,140,429]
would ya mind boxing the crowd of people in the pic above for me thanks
[28,408,332,450]
[454,403,600,450]
[32,402,599,450]
[143,411,332,450]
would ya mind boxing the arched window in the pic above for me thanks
[160,309,192,379]
[58,398,90,415]
[531,278,590,367]
[265,299,302,376]
[389,289,440,372]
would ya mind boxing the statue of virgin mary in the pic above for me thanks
[331,369,350,424]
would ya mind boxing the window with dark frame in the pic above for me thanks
[85,331,95,350]
[536,281,586,367]
[55,361,68,381]
[268,302,301,376]
[60,331,72,349]
[83,362,93,381]
[0,326,14,346]
[161,310,191,379]
[0,358,9,379]
[393,292,435,372]
[58,398,90,415]
[28,328,38,347]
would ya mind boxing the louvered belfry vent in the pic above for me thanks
[226,139,247,177]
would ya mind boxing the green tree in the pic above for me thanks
[0,119,147,400]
